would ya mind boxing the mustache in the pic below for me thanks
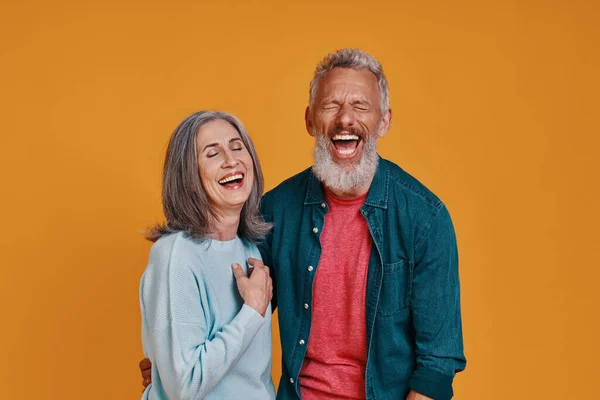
[327,125,366,139]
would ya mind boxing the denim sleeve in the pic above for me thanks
[408,204,466,400]
[258,196,277,311]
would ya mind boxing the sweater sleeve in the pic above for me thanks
[140,242,265,400]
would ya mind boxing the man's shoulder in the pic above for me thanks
[382,158,445,211]
[262,167,312,207]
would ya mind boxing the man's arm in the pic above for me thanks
[407,389,434,400]
[257,195,277,311]
[408,204,466,400]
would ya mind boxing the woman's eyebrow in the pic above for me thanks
[202,142,219,152]
[203,138,242,152]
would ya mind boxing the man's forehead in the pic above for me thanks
[322,67,377,84]
[317,68,379,98]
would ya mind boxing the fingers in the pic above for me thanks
[139,358,151,371]
[237,259,273,317]
[231,263,247,281]
[247,257,264,268]
[140,358,151,381]
[140,358,152,389]
[249,265,269,282]
[267,276,273,302]
[247,258,270,277]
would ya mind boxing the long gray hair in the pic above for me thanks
[146,110,271,243]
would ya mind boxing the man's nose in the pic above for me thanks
[335,103,355,128]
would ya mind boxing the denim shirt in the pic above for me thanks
[258,156,466,400]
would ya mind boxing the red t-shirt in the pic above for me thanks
[299,188,372,399]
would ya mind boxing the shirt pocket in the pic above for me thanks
[376,259,411,317]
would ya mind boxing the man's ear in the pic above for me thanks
[305,106,315,137]
[377,108,392,138]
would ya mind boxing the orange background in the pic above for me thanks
[1,1,598,399]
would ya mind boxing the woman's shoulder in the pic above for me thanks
[241,239,262,261]
[148,232,208,269]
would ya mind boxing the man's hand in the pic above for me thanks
[139,358,152,389]
[232,258,273,317]
[406,390,434,400]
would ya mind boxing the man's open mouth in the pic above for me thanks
[331,134,361,155]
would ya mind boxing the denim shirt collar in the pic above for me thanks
[303,155,389,209]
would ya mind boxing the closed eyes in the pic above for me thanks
[206,146,243,158]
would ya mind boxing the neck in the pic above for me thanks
[210,210,241,241]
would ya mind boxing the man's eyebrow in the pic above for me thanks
[202,138,242,152]
[321,97,370,105]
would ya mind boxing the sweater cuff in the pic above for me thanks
[235,304,266,350]
[408,367,455,400]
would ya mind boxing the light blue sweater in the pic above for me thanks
[140,232,275,400]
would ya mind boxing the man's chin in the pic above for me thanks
[335,163,360,174]
[329,151,363,169]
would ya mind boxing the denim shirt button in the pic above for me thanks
[299,339,305,345]
[312,227,319,233]
[320,202,326,208]
[304,303,309,309]
[289,378,294,384]
[307,265,314,272]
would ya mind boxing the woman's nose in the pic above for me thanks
[222,149,239,168]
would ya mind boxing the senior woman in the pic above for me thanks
[139,110,275,400]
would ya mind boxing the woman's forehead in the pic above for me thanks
[196,120,241,144]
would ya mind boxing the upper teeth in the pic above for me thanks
[333,134,359,141]
[219,174,243,184]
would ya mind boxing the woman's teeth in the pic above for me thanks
[218,174,243,184]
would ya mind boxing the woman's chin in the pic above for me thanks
[222,197,251,211]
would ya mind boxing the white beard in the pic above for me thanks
[311,131,379,194]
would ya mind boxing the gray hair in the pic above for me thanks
[309,48,390,114]
[146,110,271,243]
